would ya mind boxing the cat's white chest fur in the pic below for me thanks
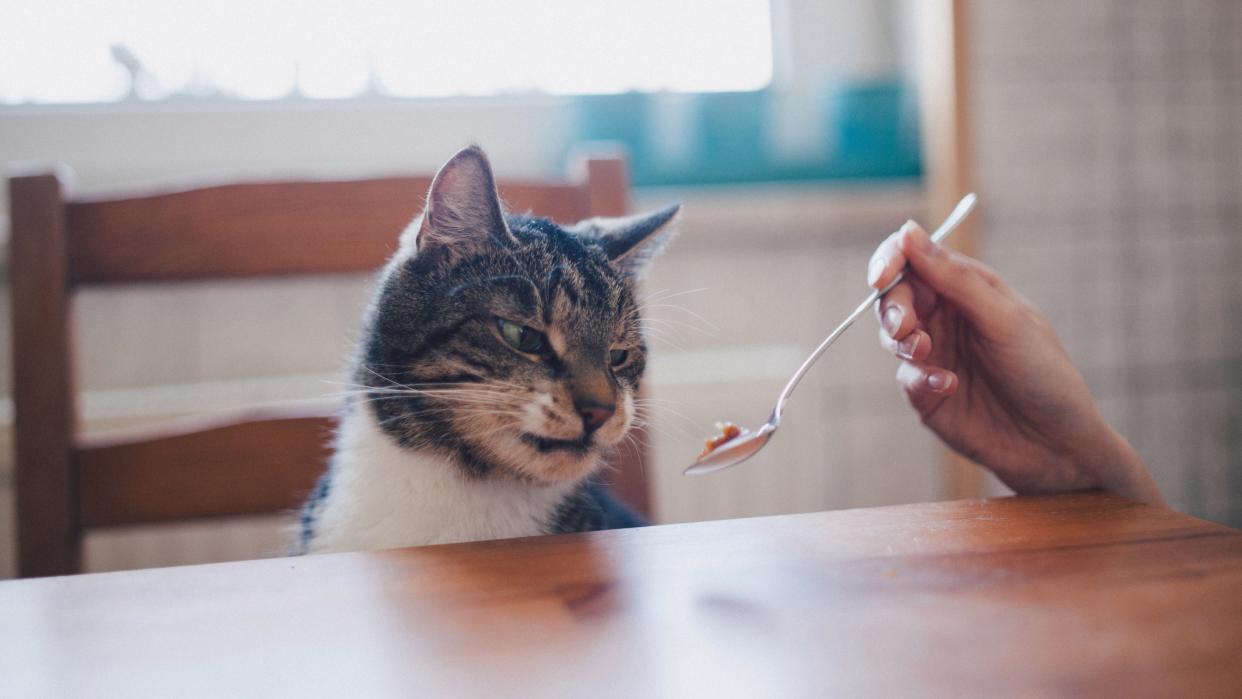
[306,407,577,554]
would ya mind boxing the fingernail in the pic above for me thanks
[897,333,919,360]
[867,256,886,287]
[927,372,951,391]
[882,305,903,336]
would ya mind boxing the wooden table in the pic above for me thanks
[2,492,1239,697]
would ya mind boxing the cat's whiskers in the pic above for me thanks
[632,395,687,406]
[622,431,648,480]
[470,421,528,444]
[324,379,524,401]
[637,328,688,352]
[629,412,698,443]
[632,396,698,423]
[347,383,518,396]
[626,300,713,344]
[355,366,528,400]
[632,407,697,436]
[446,376,529,391]
[371,405,524,420]
[330,371,534,397]
[638,312,711,331]
[327,387,519,403]
[390,404,525,417]
[625,301,719,346]
[373,406,526,430]
[638,313,718,339]
[630,400,701,441]
[359,365,427,392]
[355,400,525,418]
[636,323,687,351]
[345,368,524,388]
[633,301,718,329]
[637,287,708,306]
[366,401,520,421]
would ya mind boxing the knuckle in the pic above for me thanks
[1012,299,1045,327]
[928,252,970,285]
[974,261,1002,285]
[945,252,976,278]
[878,328,898,353]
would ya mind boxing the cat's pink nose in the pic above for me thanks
[576,401,615,434]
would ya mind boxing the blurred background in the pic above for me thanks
[1,0,1239,576]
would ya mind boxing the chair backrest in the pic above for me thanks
[9,150,649,578]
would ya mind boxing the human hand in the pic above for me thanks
[868,221,1164,505]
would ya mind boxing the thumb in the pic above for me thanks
[899,222,1010,326]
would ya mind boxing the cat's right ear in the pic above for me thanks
[403,146,515,261]
[571,204,681,278]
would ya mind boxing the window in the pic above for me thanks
[0,0,773,104]
[1,1,918,186]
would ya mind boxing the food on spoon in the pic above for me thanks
[699,422,744,459]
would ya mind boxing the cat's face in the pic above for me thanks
[360,146,678,484]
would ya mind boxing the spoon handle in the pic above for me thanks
[769,193,978,424]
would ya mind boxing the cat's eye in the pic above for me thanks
[609,348,630,367]
[497,318,545,354]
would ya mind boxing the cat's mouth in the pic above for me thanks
[519,432,594,456]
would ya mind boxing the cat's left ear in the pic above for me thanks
[573,204,681,277]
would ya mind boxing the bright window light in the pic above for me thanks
[0,1,773,104]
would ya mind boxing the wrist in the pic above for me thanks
[1074,426,1165,506]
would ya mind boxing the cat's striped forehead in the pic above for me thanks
[506,214,636,331]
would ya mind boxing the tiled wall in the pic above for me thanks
[639,186,947,525]
[972,0,1242,525]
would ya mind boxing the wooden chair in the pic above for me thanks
[9,149,650,578]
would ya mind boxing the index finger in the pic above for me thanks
[867,222,913,290]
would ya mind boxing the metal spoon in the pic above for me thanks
[684,193,979,476]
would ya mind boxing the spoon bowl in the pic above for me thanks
[684,193,978,476]
[683,423,775,475]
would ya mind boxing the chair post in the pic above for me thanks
[9,169,81,577]
[573,145,630,218]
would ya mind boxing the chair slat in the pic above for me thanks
[76,404,338,527]
[65,178,586,285]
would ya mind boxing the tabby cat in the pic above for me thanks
[297,146,678,554]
